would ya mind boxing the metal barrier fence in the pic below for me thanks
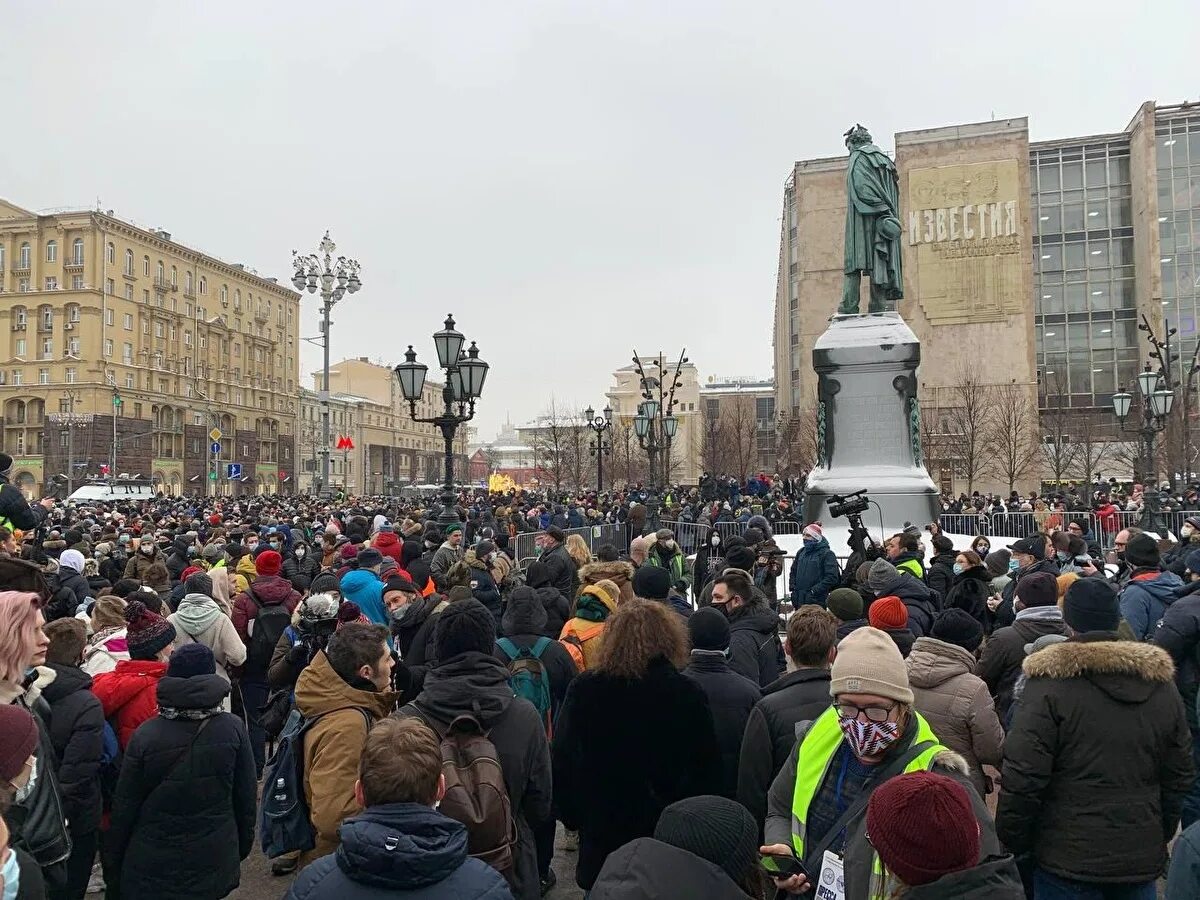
[514,523,626,571]
[660,520,803,556]
[939,509,1200,550]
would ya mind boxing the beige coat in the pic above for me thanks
[906,636,1005,796]
[577,559,636,606]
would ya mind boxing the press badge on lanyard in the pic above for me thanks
[814,850,845,900]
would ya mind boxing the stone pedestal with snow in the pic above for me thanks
[803,312,940,535]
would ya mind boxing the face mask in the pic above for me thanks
[711,601,730,619]
[838,716,900,759]
[975,545,989,556]
[141,545,154,556]
[2,846,19,900]
[1057,551,1071,562]
[295,547,305,558]
[1116,550,1126,563]
[952,563,964,575]
[1184,525,1195,538]
[246,542,258,551]
[711,535,721,547]
[12,756,37,804]
[1008,559,1019,573]
[269,542,281,550]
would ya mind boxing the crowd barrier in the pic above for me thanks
[939,508,1198,550]
[514,522,626,571]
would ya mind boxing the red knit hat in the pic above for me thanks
[868,595,908,630]
[255,549,282,577]
[180,565,203,583]
[866,771,980,886]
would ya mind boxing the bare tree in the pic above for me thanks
[611,418,646,487]
[528,398,573,492]
[482,443,501,475]
[723,394,758,482]
[562,418,589,491]
[1070,412,1116,484]
[944,365,995,494]
[777,407,820,475]
[1039,374,1078,487]
[986,383,1041,493]
[700,405,727,476]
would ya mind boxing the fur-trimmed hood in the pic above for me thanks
[1023,636,1175,704]
[578,559,634,587]
[931,747,971,779]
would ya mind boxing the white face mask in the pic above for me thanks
[711,535,721,547]
[1184,525,1195,538]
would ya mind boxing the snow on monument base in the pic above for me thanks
[803,312,940,535]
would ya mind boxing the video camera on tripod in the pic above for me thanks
[827,489,881,560]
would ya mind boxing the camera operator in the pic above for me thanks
[0,451,55,531]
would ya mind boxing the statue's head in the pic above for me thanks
[844,124,873,150]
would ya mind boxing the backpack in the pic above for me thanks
[259,707,371,858]
[559,620,604,672]
[99,717,122,810]
[497,637,552,734]
[415,707,517,885]
[246,588,292,672]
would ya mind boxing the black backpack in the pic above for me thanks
[247,588,291,672]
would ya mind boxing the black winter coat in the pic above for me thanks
[0,477,47,530]
[682,654,761,799]
[589,837,754,900]
[283,551,321,582]
[880,626,916,658]
[877,573,939,638]
[40,663,104,835]
[926,552,956,602]
[977,611,1069,723]
[398,653,552,900]
[390,594,447,704]
[1154,578,1200,730]
[53,567,91,611]
[108,672,257,900]
[531,586,570,639]
[997,636,1194,883]
[5,689,71,886]
[943,565,992,628]
[998,558,1060,627]
[537,544,577,601]
[901,855,1025,899]
[727,603,784,688]
[286,802,513,900]
[468,561,503,622]
[494,601,576,723]
[552,656,722,890]
[737,667,832,833]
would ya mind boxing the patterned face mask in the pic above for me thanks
[838,716,900,758]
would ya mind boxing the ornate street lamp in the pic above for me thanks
[631,350,688,528]
[1113,364,1174,530]
[395,314,488,524]
[583,404,613,491]
[292,232,362,496]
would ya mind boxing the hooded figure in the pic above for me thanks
[789,524,840,608]
[167,591,246,700]
[55,548,92,610]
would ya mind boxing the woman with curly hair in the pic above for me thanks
[552,599,722,892]
[564,533,592,572]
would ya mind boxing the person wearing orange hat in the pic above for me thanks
[869,595,915,658]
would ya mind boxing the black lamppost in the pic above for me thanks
[632,350,686,528]
[1112,363,1174,530]
[394,314,489,525]
[584,404,612,491]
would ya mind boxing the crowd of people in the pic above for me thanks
[3,452,1200,899]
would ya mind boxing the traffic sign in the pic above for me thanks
[210,442,221,455]
[209,428,222,442]
[227,463,242,479]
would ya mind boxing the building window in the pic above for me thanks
[68,337,79,356]
[170,266,177,288]
[45,241,57,263]
[142,289,149,304]
[44,277,57,291]
[125,284,133,300]
[40,338,52,359]
[184,330,192,347]
[11,370,21,386]
[106,242,115,265]
[104,339,113,357]
[122,342,132,362]
[41,307,52,329]
[38,368,49,385]
[105,278,114,295]
[155,322,164,338]
[185,271,193,294]
[14,339,25,357]
[71,275,83,290]
[17,279,29,293]
[123,314,132,330]
[124,249,134,276]
[199,276,207,295]
[72,239,84,266]
[143,255,150,276]
[65,368,76,383]
[69,305,80,323]
[18,243,30,269]
[14,307,25,326]
[156,261,164,282]
[125,373,134,389]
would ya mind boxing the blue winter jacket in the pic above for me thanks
[339,569,388,627]
[788,537,840,607]
[287,802,513,900]
[1120,569,1184,641]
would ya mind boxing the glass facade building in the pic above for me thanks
[1158,112,1200,386]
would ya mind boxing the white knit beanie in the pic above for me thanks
[830,626,914,704]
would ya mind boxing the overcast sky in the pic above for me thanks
[4,2,1195,441]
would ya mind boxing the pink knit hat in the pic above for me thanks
[802,523,823,540]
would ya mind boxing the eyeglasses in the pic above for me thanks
[835,702,897,723]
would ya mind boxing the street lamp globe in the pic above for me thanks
[633,413,649,438]
[394,346,428,402]
[1111,389,1133,420]
[1152,388,1174,418]
[603,404,612,422]
[664,414,679,438]
[1137,365,1159,397]
[585,405,595,422]
[433,314,466,370]
[458,342,489,398]
[642,398,660,419]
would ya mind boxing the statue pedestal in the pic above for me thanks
[803,313,939,534]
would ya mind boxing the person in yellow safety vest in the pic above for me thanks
[761,627,1002,899]
[0,450,54,532]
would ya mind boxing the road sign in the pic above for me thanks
[209,428,222,442]
[227,463,242,479]
[210,442,221,455]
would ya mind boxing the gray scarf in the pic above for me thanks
[159,706,221,720]
[1015,605,1064,624]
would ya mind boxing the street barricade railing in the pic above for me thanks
[513,522,626,571]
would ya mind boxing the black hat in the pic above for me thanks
[184,571,213,598]
[545,525,566,542]
[688,607,730,651]
[931,533,954,554]
[0,452,12,474]
[383,574,418,595]
[310,572,338,595]
[984,549,1011,578]
[434,598,496,659]
[1010,536,1045,561]
[1186,549,1200,576]
[1125,533,1160,569]
[654,795,758,885]
[167,643,216,678]
[501,586,548,637]
[724,545,756,572]
[475,540,496,558]
[742,527,764,546]
[632,565,671,601]
[930,609,984,653]
[357,548,384,569]
[1063,577,1120,633]
[1015,571,1058,609]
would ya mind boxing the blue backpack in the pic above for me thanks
[497,637,552,733]
[259,707,371,859]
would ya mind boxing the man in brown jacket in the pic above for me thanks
[294,622,398,865]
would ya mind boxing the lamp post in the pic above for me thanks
[394,314,489,525]
[1112,362,1174,530]
[583,404,613,491]
[632,350,686,528]
[292,231,362,497]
